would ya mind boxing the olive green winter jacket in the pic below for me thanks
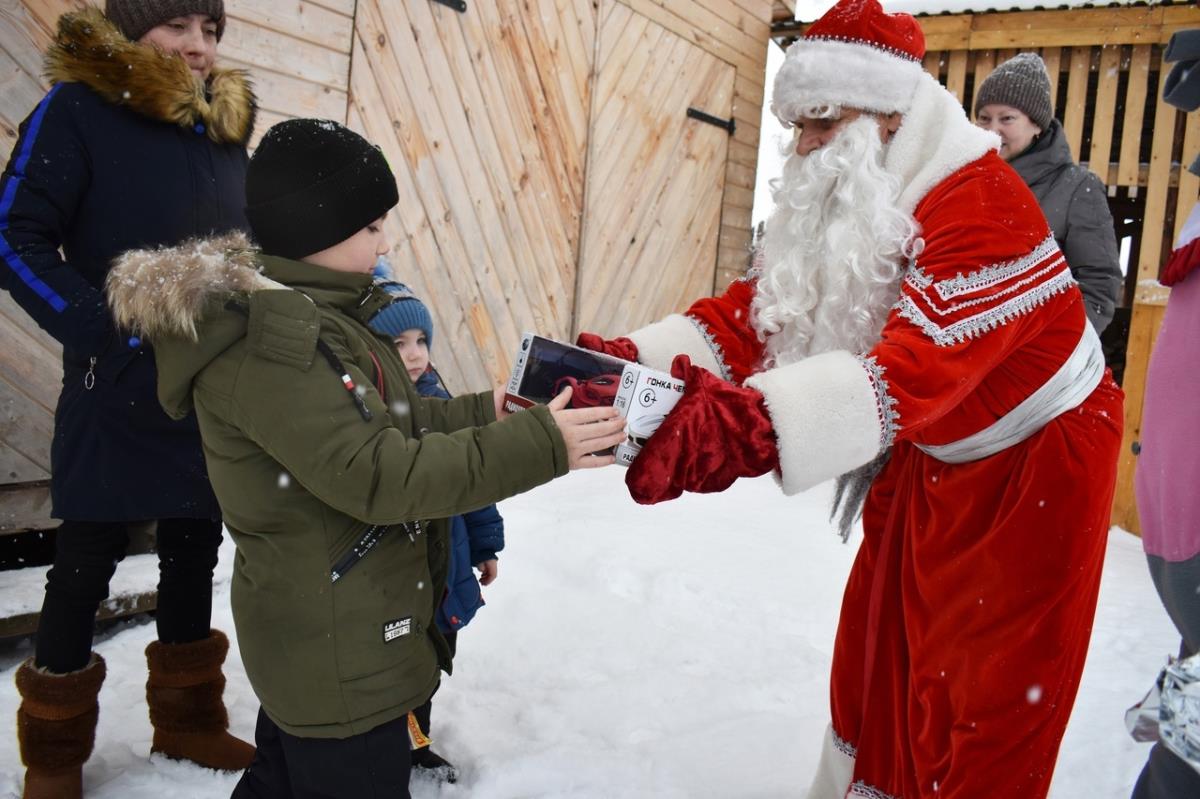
[107,232,568,738]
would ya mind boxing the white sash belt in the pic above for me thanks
[916,322,1105,464]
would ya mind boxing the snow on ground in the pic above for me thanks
[0,469,1180,798]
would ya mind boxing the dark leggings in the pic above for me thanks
[34,518,223,673]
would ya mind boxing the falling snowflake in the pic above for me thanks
[1027,685,1043,704]
[277,473,290,489]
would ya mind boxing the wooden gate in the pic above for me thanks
[349,0,593,390]
[575,2,736,335]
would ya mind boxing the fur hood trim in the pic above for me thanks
[44,7,256,145]
[107,232,281,342]
[883,73,1000,215]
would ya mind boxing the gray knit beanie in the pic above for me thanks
[105,0,226,42]
[974,52,1053,131]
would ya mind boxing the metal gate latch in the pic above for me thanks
[687,107,735,135]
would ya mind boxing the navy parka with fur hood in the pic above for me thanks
[0,9,255,520]
[414,369,504,633]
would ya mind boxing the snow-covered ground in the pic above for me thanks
[0,469,1179,798]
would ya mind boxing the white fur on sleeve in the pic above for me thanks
[746,350,882,495]
[627,314,723,376]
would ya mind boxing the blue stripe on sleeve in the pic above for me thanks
[0,83,70,313]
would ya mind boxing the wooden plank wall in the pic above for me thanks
[348,0,597,390]
[349,0,771,390]
[914,5,1200,534]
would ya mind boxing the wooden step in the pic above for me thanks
[0,552,161,640]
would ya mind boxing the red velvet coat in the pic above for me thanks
[629,150,1123,798]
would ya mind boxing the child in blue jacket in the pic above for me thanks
[368,267,503,784]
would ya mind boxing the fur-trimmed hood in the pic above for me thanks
[107,232,279,416]
[45,6,256,145]
[107,231,276,341]
[883,73,1001,216]
[106,235,396,419]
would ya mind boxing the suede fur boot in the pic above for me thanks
[15,653,106,799]
[145,629,254,771]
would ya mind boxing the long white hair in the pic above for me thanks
[752,115,920,368]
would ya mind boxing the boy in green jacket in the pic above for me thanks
[106,119,626,797]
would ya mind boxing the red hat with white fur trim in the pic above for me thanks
[772,0,927,125]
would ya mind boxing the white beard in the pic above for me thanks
[752,116,919,368]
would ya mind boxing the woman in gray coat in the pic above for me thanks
[975,52,1122,333]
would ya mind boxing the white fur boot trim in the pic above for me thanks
[805,724,856,799]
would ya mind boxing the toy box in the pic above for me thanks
[503,333,684,464]
[503,334,628,412]
[611,363,685,466]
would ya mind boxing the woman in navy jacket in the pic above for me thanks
[2,4,255,795]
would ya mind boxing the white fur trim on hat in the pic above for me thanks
[627,314,724,377]
[772,38,927,123]
[746,350,881,495]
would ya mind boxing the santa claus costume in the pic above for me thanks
[605,1,1124,797]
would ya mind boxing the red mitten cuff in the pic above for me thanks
[576,332,640,362]
[625,355,778,505]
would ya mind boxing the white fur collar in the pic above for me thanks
[884,74,1001,216]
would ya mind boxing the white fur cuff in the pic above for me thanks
[627,314,723,377]
[747,351,882,495]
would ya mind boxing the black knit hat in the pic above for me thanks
[974,52,1054,131]
[245,119,399,260]
[105,0,226,42]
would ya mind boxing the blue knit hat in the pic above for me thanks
[369,280,434,348]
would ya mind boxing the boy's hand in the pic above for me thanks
[547,386,626,469]
[493,385,510,420]
[476,559,498,586]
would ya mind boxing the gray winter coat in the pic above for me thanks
[1009,119,1122,333]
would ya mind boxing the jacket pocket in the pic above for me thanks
[329,532,435,682]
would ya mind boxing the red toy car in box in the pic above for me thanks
[551,374,622,408]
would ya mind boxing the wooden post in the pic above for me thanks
[1113,62,1177,534]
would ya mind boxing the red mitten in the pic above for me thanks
[575,332,640,362]
[625,354,778,505]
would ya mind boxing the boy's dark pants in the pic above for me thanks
[232,707,413,799]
